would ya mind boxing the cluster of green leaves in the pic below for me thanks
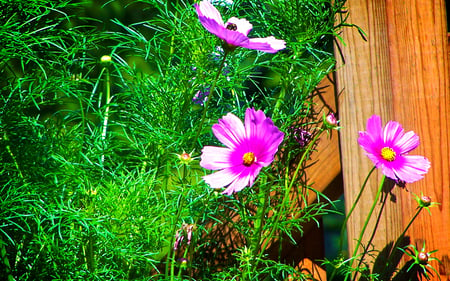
[0,0,346,280]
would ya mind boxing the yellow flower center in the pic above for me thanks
[381,147,396,162]
[242,152,256,166]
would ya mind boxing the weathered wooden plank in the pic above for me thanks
[335,0,450,279]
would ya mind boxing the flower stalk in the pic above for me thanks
[345,175,386,281]
[100,64,112,165]
[257,128,325,263]
[338,166,376,252]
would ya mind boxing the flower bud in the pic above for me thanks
[323,112,340,130]
[420,196,432,207]
[177,151,194,165]
[178,258,188,268]
[418,252,429,264]
[326,113,337,126]
[100,55,112,63]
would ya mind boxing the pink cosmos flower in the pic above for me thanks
[200,108,284,195]
[194,1,286,53]
[358,115,430,183]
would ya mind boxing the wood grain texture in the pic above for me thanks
[335,0,449,279]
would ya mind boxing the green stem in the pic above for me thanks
[3,132,24,179]
[170,247,177,281]
[339,166,376,252]
[399,207,423,240]
[345,175,386,281]
[287,129,323,192]
[382,206,424,276]
[250,179,269,257]
[329,166,376,281]
[272,81,286,118]
[100,67,111,165]
[244,177,269,280]
[191,51,229,148]
[165,195,185,280]
[257,128,324,262]
[351,191,388,281]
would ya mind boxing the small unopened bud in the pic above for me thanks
[177,151,194,165]
[323,112,340,130]
[420,196,432,207]
[418,252,429,264]
[326,113,338,125]
[180,153,191,162]
[178,258,188,268]
[100,55,112,64]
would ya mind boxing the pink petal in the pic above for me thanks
[364,115,383,143]
[200,146,233,170]
[200,108,284,195]
[203,168,239,189]
[222,175,249,195]
[195,1,224,26]
[358,131,380,156]
[394,130,419,154]
[195,2,250,47]
[255,132,284,165]
[392,155,430,183]
[222,165,262,195]
[366,152,383,168]
[212,112,246,149]
[197,15,228,39]
[221,29,250,47]
[383,121,404,145]
[244,108,267,139]
[244,108,284,165]
[245,37,286,53]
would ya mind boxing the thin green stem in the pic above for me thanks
[382,206,424,276]
[250,179,269,257]
[244,177,269,279]
[330,166,377,281]
[351,191,388,281]
[399,207,423,240]
[272,81,286,118]
[345,175,386,281]
[165,195,185,280]
[170,247,177,281]
[339,166,377,252]
[100,67,111,165]
[287,129,323,192]
[4,132,24,179]
[257,128,324,262]
[192,51,228,148]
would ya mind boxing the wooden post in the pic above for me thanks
[335,0,450,280]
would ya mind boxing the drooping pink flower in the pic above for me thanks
[194,1,286,53]
[358,115,430,183]
[200,108,284,195]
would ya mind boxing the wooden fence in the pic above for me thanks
[301,0,450,280]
